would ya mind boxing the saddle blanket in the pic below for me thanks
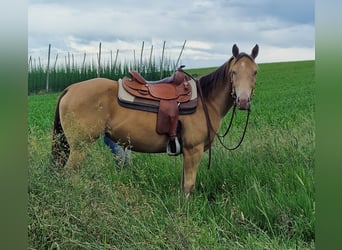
[117,78,198,114]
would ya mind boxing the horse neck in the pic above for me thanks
[199,60,235,119]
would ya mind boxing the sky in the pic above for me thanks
[28,0,315,69]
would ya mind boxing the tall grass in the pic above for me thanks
[28,60,315,249]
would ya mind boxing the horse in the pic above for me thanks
[51,44,259,195]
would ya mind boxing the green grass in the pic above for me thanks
[28,60,315,249]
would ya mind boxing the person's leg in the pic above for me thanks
[103,134,131,167]
[103,134,121,155]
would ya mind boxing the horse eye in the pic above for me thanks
[254,71,257,76]
[232,70,237,75]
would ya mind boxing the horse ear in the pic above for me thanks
[251,44,259,59]
[232,44,239,58]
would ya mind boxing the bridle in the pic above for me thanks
[184,54,255,169]
[216,100,251,151]
[215,59,253,151]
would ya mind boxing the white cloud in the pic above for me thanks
[258,46,315,63]
[186,41,212,50]
[260,24,315,47]
[28,1,315,68]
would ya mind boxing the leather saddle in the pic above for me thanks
[122,67,193,156]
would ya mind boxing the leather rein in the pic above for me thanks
[183,69,251,170]
[216,102,251,151]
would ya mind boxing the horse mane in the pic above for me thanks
[199,57,234,98]
[198,53,255,98]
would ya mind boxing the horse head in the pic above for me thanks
[230,44,259,110]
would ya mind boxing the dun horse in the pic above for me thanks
[52,44,259,195]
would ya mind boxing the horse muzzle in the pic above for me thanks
[236,93,251,110]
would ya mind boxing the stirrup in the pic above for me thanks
[166,137,181,156]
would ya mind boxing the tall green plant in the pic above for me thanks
[28,50,175,94]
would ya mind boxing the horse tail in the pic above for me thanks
[51,89,70,167]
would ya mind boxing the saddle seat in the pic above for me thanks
[124,70,191,101]
[121,67,193,156]
[129,70,184,85]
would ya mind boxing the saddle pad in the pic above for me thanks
[118,79,198,114]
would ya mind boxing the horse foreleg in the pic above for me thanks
[181,144,204,195]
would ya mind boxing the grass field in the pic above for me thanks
[28,60,315,249]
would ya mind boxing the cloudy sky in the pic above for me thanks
[28,0,315,69]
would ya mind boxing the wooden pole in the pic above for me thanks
[113,49,119,75]
[160,41,166,78]
[28,56,32,73]
[72,54,75,70]
[67,52,70,70]
[81,52,86,74]
[110,50,113,77]
[53,53,59,70]
[46,44,51,92]
[139,41,144,72]
[97,42,102,77]
[149,45,153,72]
[175,40,186,71]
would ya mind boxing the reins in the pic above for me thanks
[183,70,251,169]
[216,104,251,151]
[194,77,214,169]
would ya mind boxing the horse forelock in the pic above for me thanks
[235,53,255,63]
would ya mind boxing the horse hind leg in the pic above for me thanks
[63,145,87,172]
[52,88,104,171]
[51,89,70,168]
[64,122,105,171]
[61,121,100,172]
[51,130,70,168]
[52,122,92,171]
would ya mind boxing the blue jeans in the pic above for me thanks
[103,135,131,167]
[104,135,121,155]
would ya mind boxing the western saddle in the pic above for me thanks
[122,67,192,155]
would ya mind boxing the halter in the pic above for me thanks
[184,54,255,169]
[216,54,254,151]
